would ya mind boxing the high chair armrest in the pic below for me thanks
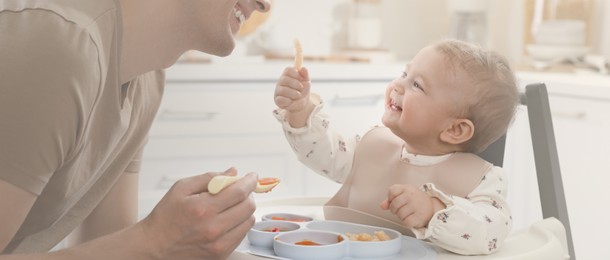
[435,217,570,260]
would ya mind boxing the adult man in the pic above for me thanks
[0,0,271,259]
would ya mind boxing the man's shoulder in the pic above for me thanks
[0,0,120,55]
[0,0,118,25]
[0,0,121,83]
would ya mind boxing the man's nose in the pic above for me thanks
[254,0,271,12]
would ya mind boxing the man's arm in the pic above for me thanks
[0,170,258,260]
[66,172,139,246]
[0,180,37,253]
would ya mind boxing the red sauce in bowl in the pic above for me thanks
[295,239,321,246]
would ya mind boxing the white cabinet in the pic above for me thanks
[550,95,610,260]
[506,74,610,260]
[138,81,303,218]
[138,62,401,217]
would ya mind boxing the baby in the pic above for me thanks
[272,39,519,255]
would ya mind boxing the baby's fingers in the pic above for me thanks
[274,96,293,109]
[275,83,302,100]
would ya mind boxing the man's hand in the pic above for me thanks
[139,168,257,259]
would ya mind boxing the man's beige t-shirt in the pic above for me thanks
[0,0,164,253]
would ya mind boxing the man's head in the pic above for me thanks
[183,0,271,56]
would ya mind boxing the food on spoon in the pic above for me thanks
[293,38,303,70]
[255,177,281,193]
[208,175,280,195]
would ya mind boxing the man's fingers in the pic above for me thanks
[197,172,258,212]
[172,167,237,196]
[174,173,215,196]
[223,216,256,257]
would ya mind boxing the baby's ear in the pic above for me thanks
[440,118,474,145]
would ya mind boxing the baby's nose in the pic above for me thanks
[392,84,405,95]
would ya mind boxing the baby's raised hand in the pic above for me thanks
[274,67,312,113]
[380,184,445,229]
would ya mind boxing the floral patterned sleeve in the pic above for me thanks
[413,166,512,255]
[272,99,359,184]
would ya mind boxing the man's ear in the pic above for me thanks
[440,118,474,145]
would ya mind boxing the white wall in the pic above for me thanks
[380,0,529,63]
[246,0,608,63]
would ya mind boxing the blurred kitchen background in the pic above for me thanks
[180,0,610,72]
[139,0,609,259]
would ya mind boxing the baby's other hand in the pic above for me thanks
[274,67,311,113]
[380,184,445,229]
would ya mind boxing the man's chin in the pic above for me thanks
[214,48,234,57]
[202,40,235,57]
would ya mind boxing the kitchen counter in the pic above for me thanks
[518,71,610,101]
[165,61,404,82]
[166,62,610,100]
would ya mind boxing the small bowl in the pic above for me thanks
[306,220,402,258]
[273,230,348,260]
[247,220,301,248]
[262,213,313,223]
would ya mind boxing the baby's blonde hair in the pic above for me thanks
[435,39,519,153]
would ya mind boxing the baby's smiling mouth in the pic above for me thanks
[391,103,403,111]
[389,97,403,111]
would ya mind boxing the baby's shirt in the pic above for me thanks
[273,102,513,255]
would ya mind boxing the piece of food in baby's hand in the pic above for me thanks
[293,38,303,70]
[208,175,280,194]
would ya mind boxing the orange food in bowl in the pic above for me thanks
[295,239,321,246]
[271,216,307,222]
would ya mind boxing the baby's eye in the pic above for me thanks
[413,81,424,91]
[401,71,407,79]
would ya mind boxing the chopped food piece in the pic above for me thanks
[293,38,303,70]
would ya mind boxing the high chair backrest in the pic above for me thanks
[477,83,576,259]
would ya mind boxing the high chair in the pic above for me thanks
[243,83,574,260]
[470,82,574,259]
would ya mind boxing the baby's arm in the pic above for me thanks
[273,67,358,183]
[414,167,512,255]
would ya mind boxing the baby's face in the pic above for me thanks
[381,45,469,154]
